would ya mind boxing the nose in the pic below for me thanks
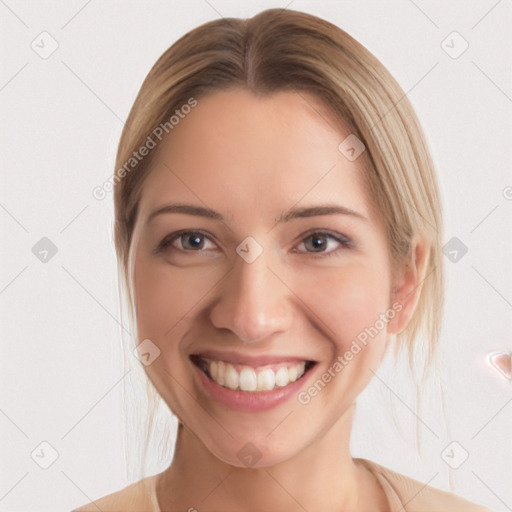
[208,252,293,344]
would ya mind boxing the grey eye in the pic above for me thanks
[179,232,206,250]
[303,233,330,252]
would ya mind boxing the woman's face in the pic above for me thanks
[132,89,402,467]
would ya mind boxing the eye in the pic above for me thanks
[155,230,217,254]
[294,230,353,257]
[154,229,354,258]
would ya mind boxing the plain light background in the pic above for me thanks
[1,1,511,511]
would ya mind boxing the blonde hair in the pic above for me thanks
[113,8,444,480]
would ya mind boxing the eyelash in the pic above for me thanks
[153,229,354,259]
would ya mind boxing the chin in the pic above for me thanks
[208,438,302,470]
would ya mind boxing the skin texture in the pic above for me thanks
[132,89,428,511]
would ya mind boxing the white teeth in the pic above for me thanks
[203,358,308,392]
[275,367,290,387]
[210,361,218,381]
[216,361,225,386]
[288,365,299,382]
[257,369,275,391]
[239,367,257,391]
[225,364,239,390]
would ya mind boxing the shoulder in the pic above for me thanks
[357,458,493,512]
[70,473,160,512]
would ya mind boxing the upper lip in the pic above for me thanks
[191,350,315,367]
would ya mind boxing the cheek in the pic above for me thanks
[300,263,392,408]
[301,261,391,351]
[133,252,219,339]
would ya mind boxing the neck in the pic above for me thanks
[156,405,380,511]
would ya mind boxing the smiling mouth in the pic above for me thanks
[190,355,316,392]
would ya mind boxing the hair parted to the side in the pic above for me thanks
[112,8,444,480]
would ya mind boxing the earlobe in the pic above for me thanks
[387,235,430,335]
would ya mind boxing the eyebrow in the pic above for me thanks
[147,203,368,224]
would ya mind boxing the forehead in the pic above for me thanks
[138,89,374,226]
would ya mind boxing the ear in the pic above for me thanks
[387,235,430,335]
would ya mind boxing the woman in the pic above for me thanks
[74,8,491,511]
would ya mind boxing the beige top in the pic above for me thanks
[72,458,493,511]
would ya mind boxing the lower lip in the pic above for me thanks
[193,363,313,412]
